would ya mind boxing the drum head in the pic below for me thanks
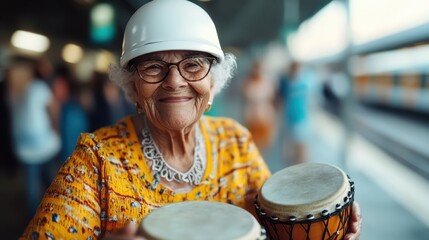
[258,162,349,220]
[141,201,261,240]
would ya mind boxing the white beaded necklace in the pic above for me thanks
[141,120,205,185]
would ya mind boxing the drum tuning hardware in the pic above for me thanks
[343,197,349,203]
[271,216,279,221]
[260,210,266,216]
[289,216,297,221]
[306,214,315,220]
[322,210,329,216]
[260,228,267,240]
[336,203,341,210]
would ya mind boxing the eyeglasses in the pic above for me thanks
[132,56,216,84]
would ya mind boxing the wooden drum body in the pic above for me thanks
[141,201,264,240]
[255,163,355,240]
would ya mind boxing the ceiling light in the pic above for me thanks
[350,0,429,45]
[62,43,83,64]
[11,30,50,53]
[95,50,115,73]
[91,3,114,26]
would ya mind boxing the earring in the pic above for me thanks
[135,102,143,114]
[205,101,212,112]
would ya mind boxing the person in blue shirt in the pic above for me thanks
[278,61,311,164]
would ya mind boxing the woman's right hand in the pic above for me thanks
[103,222,146,240]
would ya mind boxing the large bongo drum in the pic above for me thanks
[140,201,265,240]
[255,162,354,240]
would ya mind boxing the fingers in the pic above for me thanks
[344,202,362,240]
[103,222,146,240]
[344,221,360,240]
[352,202,362,234]
[122,222,140,235]
[343,233,358,240]
[104,236,145,240]
[352,202,361,221]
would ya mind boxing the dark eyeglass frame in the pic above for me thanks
[131,56,216,84]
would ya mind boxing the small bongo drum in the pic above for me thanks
[254,162,354,240]
[140,201,265,240]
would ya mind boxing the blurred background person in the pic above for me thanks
[51,65,90,162]
[242,60,277,153]
[89,71,133,131]
[36,55,55,87]
[278,61,311,164]
[5,55,61,217]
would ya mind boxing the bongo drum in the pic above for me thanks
[140,201,265,240]
[254,162,354,240]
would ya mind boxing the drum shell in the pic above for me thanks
[255,162,355,240]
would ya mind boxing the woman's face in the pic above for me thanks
[133,50,214,131]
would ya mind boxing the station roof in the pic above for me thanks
[0,0,331,53]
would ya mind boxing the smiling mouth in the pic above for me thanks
[159,97,193,103]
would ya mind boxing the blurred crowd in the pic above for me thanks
[0,53,133,218]
[241,57,317,166]
[0,48,323,228]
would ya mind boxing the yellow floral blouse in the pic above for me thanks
[21,115,271,240]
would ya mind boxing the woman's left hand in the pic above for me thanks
[103,222,146,240]
[344,202,362,240]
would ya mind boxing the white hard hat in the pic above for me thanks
[120,0,224,67]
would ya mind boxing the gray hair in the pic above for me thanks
[109,53,237,103]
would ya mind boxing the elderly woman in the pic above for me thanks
[21,0,361,239]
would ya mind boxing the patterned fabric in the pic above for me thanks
[20,115,271,240]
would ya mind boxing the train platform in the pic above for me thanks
[259,104,429,240]
[197,85,429,239]
[1,93,429,240]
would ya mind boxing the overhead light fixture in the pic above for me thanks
[91,3,114,26]
[95,50,115,73]
[350,0,429,45]
[90,3,115,43]
[62,43,83,64]
[11,30,50,53]
[287,1,347,62]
